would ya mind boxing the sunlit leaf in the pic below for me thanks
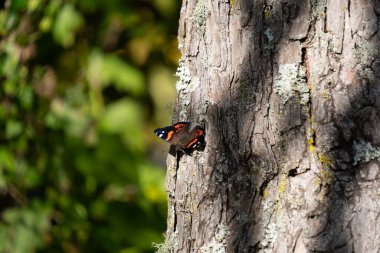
[0,148,15,170]
[100,98,142,134]
[87,50,144,95]
[2,43,20,79]
[138,164,166,203]
[27,0,42,12]
[39,16,53,32]
[99,98,145,150]
[6,120,23,139]
[53,4,84,48]
[18,84,34,109]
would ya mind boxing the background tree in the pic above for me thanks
[0,0,180,252]
[165,0,380,252]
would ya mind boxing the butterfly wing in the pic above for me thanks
[154,122,205,150]
[154,122,191,142]
[153,126,175,142]
[173,122,189,132]
[184,127,205,149]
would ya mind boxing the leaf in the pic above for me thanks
[87,50,144,95]
[53,4,84,48]
[100,99,145,150]
[138,164,166,203]
[6,120,23,139]
[100,99,142,134]
[10,0,28,11]
[18,84,34,109]
[0,148,15,171]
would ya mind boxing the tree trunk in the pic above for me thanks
[165,0,380,252]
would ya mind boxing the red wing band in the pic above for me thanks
[173,122,187,132]
[165,130,174,141]
[186,138,200,148]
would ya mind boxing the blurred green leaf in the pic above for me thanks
[119,248,140,253]
[2,204,51,253]
[0,11,7,35]
[2,43,20,79]
[138,164,166,204]
[11,0,28,11]
[18,85,34,109]
[6,120,23,139]
[100,98,145,151]
[53,4,84,48]
[0,225,7,252]
[100,99,141,134]
[27,0,42,12]
[0,148,15,169]
[87,50,145,95]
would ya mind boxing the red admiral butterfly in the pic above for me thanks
[154,122,205,150]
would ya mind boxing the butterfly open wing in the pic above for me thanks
[154,122,205,150]
[153,126,175,142]
[185,128,205,149]
[173,122,188,132]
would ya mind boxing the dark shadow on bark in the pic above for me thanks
[195,0,291,251]
[213,0,310,252]
[189,0,312,252]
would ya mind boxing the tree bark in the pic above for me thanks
[166,0,380,252]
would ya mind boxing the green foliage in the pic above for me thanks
[0,0,180,252]
[53,4,84,48]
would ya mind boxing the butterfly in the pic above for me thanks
[153,122,205,150]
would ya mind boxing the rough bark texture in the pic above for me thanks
[166,0,380,252]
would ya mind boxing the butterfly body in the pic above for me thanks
[154,122,205,150]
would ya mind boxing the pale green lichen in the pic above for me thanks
[262,199,275,228]
[318,31,332,49]
[264,28,275,50]
[261,223,277,250]
[175,60,194,121]
[274,64,309,105]
[288,193,305,209]
[353,140,380,165]
[153,234,176,253]
[179,99,190,120]
[311,0,327,19]
[260,184,286,252]
[264,28,274,42]
[196,100,213,123]
[191,0,209,33]
[354,40,378,65]
[200,223,228,253]
[354,40,378,83]
[358,67,375,82]
[175,60,191,92]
